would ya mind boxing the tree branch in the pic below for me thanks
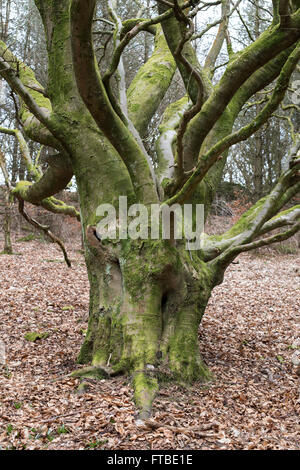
[0,41,60,148]
[202,204,300,261]
[204,0,242,73]
[165,42,300,205]
[127,26,176,138]
[216,222,300,259]
[207,141,300,268]
[18,200,72,268]
[157,0,211,105]
[70,0,158,204]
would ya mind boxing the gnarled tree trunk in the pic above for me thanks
[78,233,213,418]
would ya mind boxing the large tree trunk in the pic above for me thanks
[2,190,13,255]
[77,231,213,417]
[2,0,298,422]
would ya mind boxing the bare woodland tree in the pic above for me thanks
[0,0,299,419]
[0,185,13,254]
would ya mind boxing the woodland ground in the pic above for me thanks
[0,240,299,450]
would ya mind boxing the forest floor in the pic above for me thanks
[0,240,299,450]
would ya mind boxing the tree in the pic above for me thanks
[0,0,299,420]
[223,0,298,202]
[0,185,13,254]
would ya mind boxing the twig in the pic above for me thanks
[18,200,72,268]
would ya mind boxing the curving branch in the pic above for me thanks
[102,1,198,92]
[170,0,207,181]
[0,125,77,215]
[164,42,300,205]
[202,203,300,262]
[157,0,211,105]
[0,42,60,148]
[258,205,300,236]
[127,25,176,138]
[181,9,300,171]
[18,200,72,268]
[219,222,299,259]
[70,0,158,204]
[206,142,300,270]
[0,147,76,267]
[204,0,242,73]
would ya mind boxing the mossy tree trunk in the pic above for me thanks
[2,190,13,255]
[78,234,214,417]
[67,122,216,416]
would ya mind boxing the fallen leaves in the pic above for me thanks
[0,240,299,450]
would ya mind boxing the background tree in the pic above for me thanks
[0,185,13,254]
[222,0,299,201]
[0,0,299,420]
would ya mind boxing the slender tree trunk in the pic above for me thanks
[11,134,19,184]
[2,190,13,255]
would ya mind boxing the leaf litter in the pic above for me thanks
[0,241,299,450]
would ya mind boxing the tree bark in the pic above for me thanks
[77,230,213,418]
[2,190,13,255]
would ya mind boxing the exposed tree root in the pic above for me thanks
[70,361,213,423]
[70,365,110,380]
[132,370,159,421]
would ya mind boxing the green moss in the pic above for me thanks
[12,181,32,200]
[24,332,49,342]
[0,40,53,145]
[120,240,180,300]
[71,366,110,380]
[61,305,74,311]
[17,234,43,243]
[76,382,90,395]
[270,204,300,221]
[208,197,268,243]
[127,25,176,137]
[0,249,14,255]
[77,341,93,365]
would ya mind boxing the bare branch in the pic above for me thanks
[70,0,158,204]
[165,42,300,204]
[207,141,300,268]
[18,199,72,268]
[218,222,300,258]
[181,11,300,173]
